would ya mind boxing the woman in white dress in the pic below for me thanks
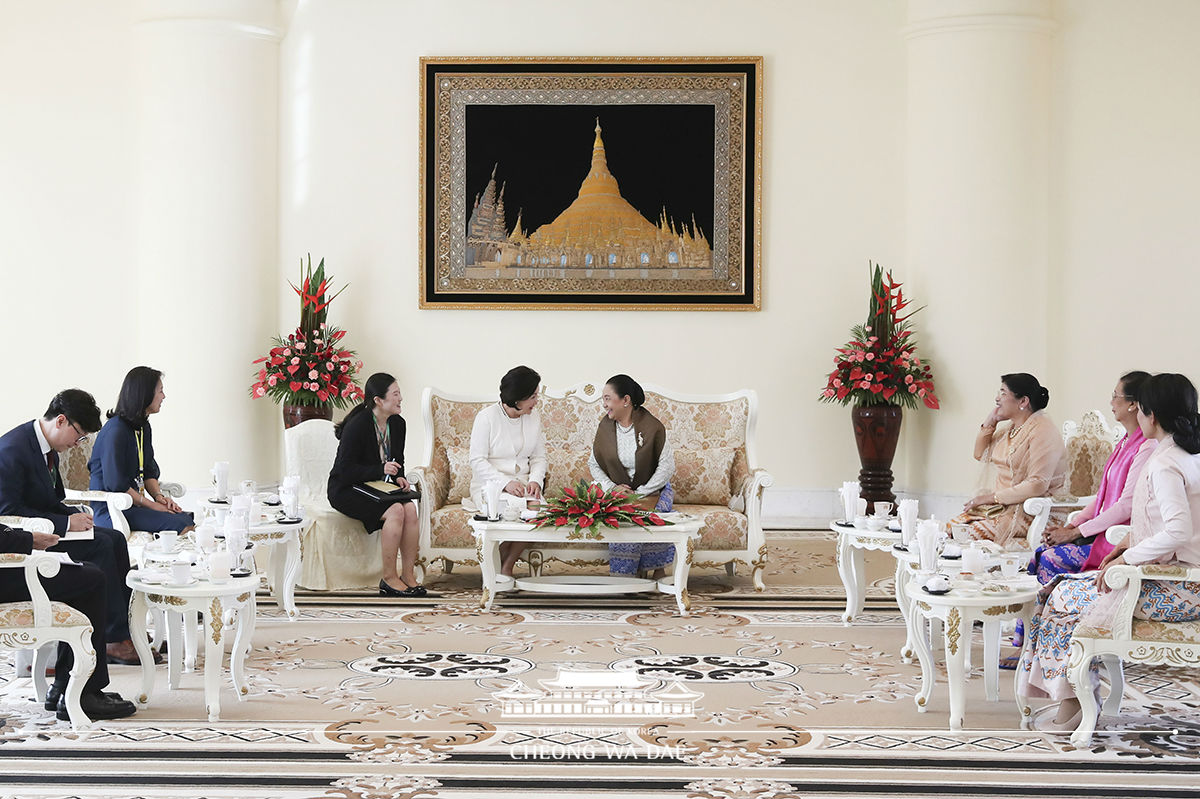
[469,365,547,577]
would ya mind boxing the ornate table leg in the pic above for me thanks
[944,607,968,730]
[204,596,225,722]
[477,535,499,611]
[183,609,198,673]
[670,536,693,616]
[895,559,914,662]
[231,593,255,701]
[837,532,856,625]
[1014,605,1034,728]
[130,591,155,705]
[166,608,184,689]
[909,602,935,713]
[982,619,1001,702]
[279,534,300,619]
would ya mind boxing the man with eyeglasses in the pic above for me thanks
[0,389,141,720]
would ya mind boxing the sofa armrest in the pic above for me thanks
[0,551,62,628]
[736,467,775,563]
[1023,495,1090,545]
[0,515,55,534]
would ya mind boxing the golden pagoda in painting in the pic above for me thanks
[464,120,711,278]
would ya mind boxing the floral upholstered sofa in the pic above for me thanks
[409,382,774,589]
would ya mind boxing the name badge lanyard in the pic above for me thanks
[134,428,146,493]
[374,418,393,483]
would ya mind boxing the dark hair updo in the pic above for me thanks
[1001,372,1050,412]
[1117,370,1151,401]
[499,366,541,409]
[1137,373,1200,454]
[109,366,164,424]
[334,372,397,439]
[606,374,646,408]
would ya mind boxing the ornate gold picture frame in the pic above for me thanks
[419,57,762,311]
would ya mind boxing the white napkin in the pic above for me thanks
[916,519,941,572]
[898,499,919,547]
[839,481,860,522]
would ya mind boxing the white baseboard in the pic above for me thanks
[762,487,968,529]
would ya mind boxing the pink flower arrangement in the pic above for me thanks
[820,263,939,410]
[249,254,365,409]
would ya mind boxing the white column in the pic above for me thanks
[903,0,1056,491]
[134,0,284,485]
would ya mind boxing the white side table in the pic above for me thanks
[907,580,1039,730]
[471,515,702,615]
[831,520,901,625]
[126,572,258,722]
[186,491,304,620]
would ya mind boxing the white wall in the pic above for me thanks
[278,0,906,508]
[0,0,138,421]
[2,0,1197,515]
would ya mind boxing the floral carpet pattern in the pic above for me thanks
[1,532,1197,798]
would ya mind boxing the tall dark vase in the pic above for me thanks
[282,403,333,429]
[851,405,903,513]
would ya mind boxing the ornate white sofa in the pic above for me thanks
[409,382,774,589]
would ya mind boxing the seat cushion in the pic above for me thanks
[0,601,89,629]
[431,504,475,549]
[674,504,747,550]
[1077,619,1200,645]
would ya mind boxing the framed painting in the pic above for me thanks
[419,57,762,310]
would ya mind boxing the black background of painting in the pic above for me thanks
[422,60,758,307]
[465,104,716,241]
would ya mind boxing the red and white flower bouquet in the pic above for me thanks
[531,479,672,541]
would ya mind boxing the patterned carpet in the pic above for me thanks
[2,531,1198,799]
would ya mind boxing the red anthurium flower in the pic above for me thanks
[289,381,302,392]
[579,517,593,528]
[630,516,647,526]
[554,517,568,526]
[603,516,619,528]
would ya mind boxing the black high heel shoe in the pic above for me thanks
[379,579,428,598]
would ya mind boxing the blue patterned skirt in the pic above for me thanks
[1029,542,1092,585]
[1017,574,1200,701]
[609,483,675,576]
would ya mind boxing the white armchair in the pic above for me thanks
[0,551,96,729]
[58,439,185,542]
[1023,410,1120,545]
[283,419,386,590]
[1065,523,1200,748]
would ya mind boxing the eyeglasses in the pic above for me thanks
[67,420,89,445]
[1111,393,1135,401]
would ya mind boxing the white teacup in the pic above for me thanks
[872,501,893,518]
[169,560,191,585]
[865,516,887,532]
[950,523,972,544]
[239,479,256,498]
[999,553,1024,579]
[156,530,178,550]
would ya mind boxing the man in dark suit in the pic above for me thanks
[0,522,136,720]
[0,389,141,665]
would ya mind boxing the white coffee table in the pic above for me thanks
[831,520,902,625]
[470,515,702,615]
[126,571,258,722]
[907,578,1039,730]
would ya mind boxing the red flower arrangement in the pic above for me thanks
[531,479,672,541]
[820,263,939,410]
[249,255,365,409]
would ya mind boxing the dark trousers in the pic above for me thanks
[52,526,131,641]
[0,561,109,695]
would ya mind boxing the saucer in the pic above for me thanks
[892,543,908,551]
[274,516,302,525]
[834,520,856,529]
[229,568,253,578]
[921,585,951,596]
[206,498,229,505]
[161,577,198,588]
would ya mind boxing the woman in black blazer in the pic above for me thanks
[328,372,424,597]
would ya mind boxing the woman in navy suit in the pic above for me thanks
[328,372,423,597]
[89,367,195,533]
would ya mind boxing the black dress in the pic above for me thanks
[327,410,408,533]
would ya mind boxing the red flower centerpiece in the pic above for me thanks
[250,255,365,427]
[531,479,672,541]
[819,263,939,510]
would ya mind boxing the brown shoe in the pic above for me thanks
[105,639,142,666]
